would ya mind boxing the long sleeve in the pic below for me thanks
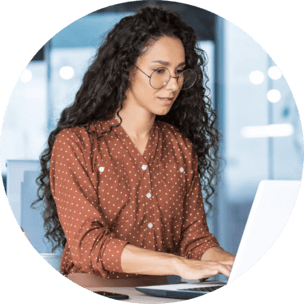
[49,128,129,278]
[176,146,220,260]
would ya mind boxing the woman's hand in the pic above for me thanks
[172,256,233,280]
[197,246,235,281]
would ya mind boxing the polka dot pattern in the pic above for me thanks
[49,116,219,279]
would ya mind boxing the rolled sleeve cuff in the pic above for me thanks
[101,238,130,273]
[188,240,220,260]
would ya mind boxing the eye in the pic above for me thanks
[176,69,184,75]
[154,68,167,74]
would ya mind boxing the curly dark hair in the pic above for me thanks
[31,5,223,253]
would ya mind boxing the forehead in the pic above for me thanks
[137,36,185,65]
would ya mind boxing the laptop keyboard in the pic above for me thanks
[180,286,222,292]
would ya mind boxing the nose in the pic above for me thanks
[165,76,180,91]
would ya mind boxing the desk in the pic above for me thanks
[88,286,184,303]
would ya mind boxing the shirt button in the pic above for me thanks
[179,167,184,173]
[99,167,105,173]
[146,192,152,199]
[148,223,153,228]
[142,165,147,171]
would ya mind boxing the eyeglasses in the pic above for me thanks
[134,66,197,90]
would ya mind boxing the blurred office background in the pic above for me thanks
[1,1,303,278]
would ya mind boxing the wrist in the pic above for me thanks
[170,255,185,277]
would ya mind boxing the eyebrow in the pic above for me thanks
[150,60,186,67]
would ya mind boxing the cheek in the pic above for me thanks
[137,81,156,98]
[132,75,151,92]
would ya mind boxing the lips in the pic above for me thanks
[158,97,174,105]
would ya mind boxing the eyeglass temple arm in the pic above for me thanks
[134,66,151,78]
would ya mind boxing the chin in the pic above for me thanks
[153,106,173,116]
[154,109,171,116]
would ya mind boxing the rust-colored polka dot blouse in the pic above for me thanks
[50,115,220,279]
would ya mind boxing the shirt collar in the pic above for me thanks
[82,114,159,150]
[82,115,118,138]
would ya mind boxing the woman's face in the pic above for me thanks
[125,36,185,117]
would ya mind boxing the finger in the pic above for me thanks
[200,263,230,278]
[219,264,232,270]
[213,263,231,277]
[218,260,234,266]
[199,269,219,279]
[201,259,234,266]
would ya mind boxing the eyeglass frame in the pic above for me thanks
[134,65,196,90]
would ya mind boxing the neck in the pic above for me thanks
[114,106,155,140]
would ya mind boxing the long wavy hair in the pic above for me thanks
[31,6,224,252]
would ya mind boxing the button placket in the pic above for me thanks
[146,192,153,229]
[141,165,154,248]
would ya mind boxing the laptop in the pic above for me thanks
[136,180,301,299]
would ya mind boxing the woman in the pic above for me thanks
[33,6,234,286]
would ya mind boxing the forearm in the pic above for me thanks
[121,244,178,276]
[201,246,223,259]
[201,246,235,262]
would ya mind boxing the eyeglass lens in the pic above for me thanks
[150,68,196,90]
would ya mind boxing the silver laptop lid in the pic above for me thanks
[228,180,301,283]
